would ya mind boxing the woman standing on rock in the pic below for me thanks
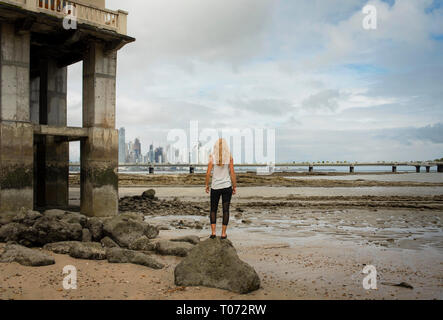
[205,138,237,239]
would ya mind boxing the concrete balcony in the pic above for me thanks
[0,0,128,35]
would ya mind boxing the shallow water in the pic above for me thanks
[285,173,443,183]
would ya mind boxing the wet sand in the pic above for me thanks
[1,173,442,300]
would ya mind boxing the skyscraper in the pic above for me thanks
[118,127,126,164]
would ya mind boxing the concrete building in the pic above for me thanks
[0,0,135,216]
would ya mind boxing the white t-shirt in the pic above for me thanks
[211,160,232,190]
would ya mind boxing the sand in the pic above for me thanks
[1,172,442,300]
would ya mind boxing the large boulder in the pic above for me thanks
[155,240,194,257]
[68,242,107,260]
[0,244,55,266]
[43,241,78,254]
[32,216,83,245]
[86,217,103,241]
[100,236,119,248]
[174,238,261,294]
[12,208,42,226]
[142,189,156,200]
[170,235,200,245]
[103,214,159,248]
[106,247,164,269]
[128,236,156,251]
[44,209,87,227]
[0,223,30,243]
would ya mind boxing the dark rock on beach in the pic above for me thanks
[101,236,119,248]
[43,241,78,254]
[155,240,194,257]
[68,242,107,260]
[103,213,159,248]
[128,236,156,251]
[0,243,55,267]
[170,235,200,245]
[106,247,164,269]
[86,217,104,241]
[174,238,261,294]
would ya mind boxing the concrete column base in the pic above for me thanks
[0,121,34,213]
[309,166,313,173]
[80,128,118,217]
[415,166,421,173]
[45,136,69,208]
[392,166,397,173]
[426,166,431,173]
[350,166,354,173]
[149,166,154,174]
[438,165,443,173]
[190,166,195,174]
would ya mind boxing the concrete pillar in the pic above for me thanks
[426,166,430,173]
[392,166,397,173]
[438,165,443,173]
[81,42,118,217]
[308,166,313,173]
[38,60,69,208]
[415,166,420,173]
[82,42,116,129]
[189,166,195,174]
[80,128,118,217]
[149,166,154,174]
[350,166,354,173]
[0,23,33,213]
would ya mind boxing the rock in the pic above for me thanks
[86,217,103,241]
[106,247,164,269]
[242,219,252,224]
[12,208,42,226]
[174,238,261,294]
[0,212,16,226]
[100,236,119,248]
[82,229,92,242]
[44,209,87,228]
[0,244,55,267]
[170,235,200,245]
[128,236,156,251]
[155,240,194,257]
[32,216,83,245]
[69,242,107,260]
[142,189,156,199]
[43,241,78,254]
[0,223,29,243]
[103,215,159,248]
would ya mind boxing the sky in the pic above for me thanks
[67,0,443,163]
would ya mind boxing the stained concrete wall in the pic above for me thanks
[36,60,69,209]
[81,0,106,9]
[0,23,33,213]
[81,127,118,217]
[81,42,118,216]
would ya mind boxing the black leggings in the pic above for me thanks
[210,187,233,226]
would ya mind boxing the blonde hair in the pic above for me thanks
[212,138,231,166]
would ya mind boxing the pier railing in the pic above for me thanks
[0,0,128,35]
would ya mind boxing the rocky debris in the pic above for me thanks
[0,212,16,226]
[174,238,261,294]
[12,208,42,226]
[0,244,55,267]
[119,191,208,216]
[171,219,204,230]
[142,189,157,200]
[44,209,87,228]
[86,217,103,241]
[32,215,83,245]
[43,241,78,254]
[68,242,107,260]
[242,219,252,224]
[103,213,159,248]
[170,235,200,245]
[0,223,30,243]
[100,236,119,248]
[128,236,156,251]
[155,240,194,257]
[106,247,164,269]
[82,229,92,242]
